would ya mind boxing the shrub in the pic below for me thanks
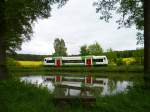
[116,58,123,66]
[122,58,136,65]
[7,57,20,66]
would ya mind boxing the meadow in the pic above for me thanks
[8,60,144,76]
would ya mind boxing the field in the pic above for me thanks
[6,59,144,79]
[17,61,42,66]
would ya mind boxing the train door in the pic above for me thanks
[86,58,92,66]
[55,59,61,67]
[55,76,62,82]
[85,75,93,84]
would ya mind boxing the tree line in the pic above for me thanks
[8,38,144,66]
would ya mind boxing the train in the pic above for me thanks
[43,56,108,66]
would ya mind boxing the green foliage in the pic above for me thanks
[80,42,103,56]
[113,50,135,58]
[133,48,144,57]
[133,48,144,65]
[8,65,144,75]
[87,42,103,56]
[134,57,144,65]
[104,49,144,65]
[94,0,143,30]
[0,0,68,53]
[53,38,67,56]
[6,57,20,66]
[106,48,117,64]
[116,58,137,66]
[80,45,89,56]
[96,88,150,112]
[136,32,144,45]
[0,0,68,78]
[0,78,55,112]
[8,53,49,61]
[93,0,144,44]
[116,58,123,66]
[122,58,136,65]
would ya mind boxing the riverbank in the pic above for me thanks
[0,78,149,112]
[8,65,144,75]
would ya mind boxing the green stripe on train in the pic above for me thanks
[93,60,96,65]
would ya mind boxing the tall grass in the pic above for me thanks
[95,88,150,112]
[0,78,55,112]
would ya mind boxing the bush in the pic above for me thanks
[116,58,123,66]
[122,58,136,65]
[116,58,137,66]
[134,57,144,65]
[7,58,20,66]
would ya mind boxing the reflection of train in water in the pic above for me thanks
[42,75,109,96]
[43,56,108,66]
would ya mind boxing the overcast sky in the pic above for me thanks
[17,0,140,55]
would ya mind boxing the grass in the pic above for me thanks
[95,88,150,112]
[0,78,150,112]
[14,60,144,72]
[8,64,144,74]
[0,78,55,112]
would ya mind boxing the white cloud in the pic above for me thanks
[18,0,138,55]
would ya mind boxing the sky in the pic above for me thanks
[17,0,140,55]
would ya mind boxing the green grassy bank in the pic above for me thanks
[8,65,144,75]
[0,78,150,112]
[7,58,144,75]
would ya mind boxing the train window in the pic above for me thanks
[93,59,103,62]
[62,60,84,63]
[46,60,55,63]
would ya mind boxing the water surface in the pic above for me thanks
[20,74,133,97]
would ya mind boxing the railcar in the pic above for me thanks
[43,56,108,66]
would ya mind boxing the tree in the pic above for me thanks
[144,0,150,88]
[0,0,68,79]
[80,45,89,56]
[93,0,144,45]
[53,38,67,56]
[93,0,144,30]
[94,0,150,88]
[106,48,117,64]
[87,42,103,55]
[133,48,144,65]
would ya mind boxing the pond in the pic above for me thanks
[20,74,133,97]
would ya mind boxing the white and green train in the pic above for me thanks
[43,56,108,66]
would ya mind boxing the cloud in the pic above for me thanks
[18,0,138,55]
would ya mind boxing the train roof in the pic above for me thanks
[44,56,107,60]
